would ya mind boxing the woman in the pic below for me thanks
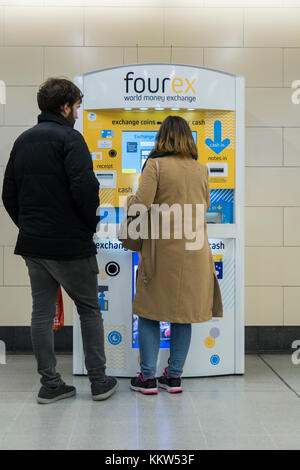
[127,116,223,395]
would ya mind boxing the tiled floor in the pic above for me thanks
[1,354,300,450]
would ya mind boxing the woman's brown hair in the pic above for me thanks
[149,115,198,160]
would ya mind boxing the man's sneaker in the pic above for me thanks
[158,367,183,393]
[91,376,119,401]
[37,383,76,404]
[130,373,158,395]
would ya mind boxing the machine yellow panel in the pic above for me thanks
[83,108,236,213]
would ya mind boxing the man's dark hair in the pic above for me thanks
[37,77,83,113]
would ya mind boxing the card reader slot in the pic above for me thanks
[95,170,117,189]
[99,173,114,179]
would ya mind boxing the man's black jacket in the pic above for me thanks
[1,111,100,260]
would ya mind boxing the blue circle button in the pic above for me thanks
[210,354,220,365]
[108,331,122,345]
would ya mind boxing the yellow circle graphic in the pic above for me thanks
[204,336,216,348]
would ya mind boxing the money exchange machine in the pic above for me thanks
[73,64,245,377]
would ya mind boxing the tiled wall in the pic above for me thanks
[0,0,300,326]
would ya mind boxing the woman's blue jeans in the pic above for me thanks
[138,316,192,379]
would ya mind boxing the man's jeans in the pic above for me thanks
[138,317,192,379]
[23,255,106,389]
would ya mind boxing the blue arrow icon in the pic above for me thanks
[205,120,230,155]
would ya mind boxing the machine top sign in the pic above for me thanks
[77,64,240,111]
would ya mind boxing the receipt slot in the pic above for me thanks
[73,64,245,378]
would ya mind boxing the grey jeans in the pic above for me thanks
[23,255,106,389]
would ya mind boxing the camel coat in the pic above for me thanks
[126,154,223,324]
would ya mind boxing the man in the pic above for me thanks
[2,77,118,404]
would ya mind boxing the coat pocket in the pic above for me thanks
[139,239,156,283]
[139,254,151,283]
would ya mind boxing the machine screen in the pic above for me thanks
[122,130,197,173]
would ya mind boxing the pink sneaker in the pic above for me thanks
[130,373,158,395]
[158,367,183,393]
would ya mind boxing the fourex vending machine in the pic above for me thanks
[73,64,245,377]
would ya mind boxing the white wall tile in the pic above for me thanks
[0,166,3,206]
[246,167,300,206]
[45,47,123,80]
[284,207,300,246]
[124,47,171,64]
[0,247,3,285]
[4,246,29,286]
[246,128,283,167]
[245,8,300,47]
[0,7,3,46]
[245,247,300,287]
[284,287,300,326]
[284,128,300,166]
[0,286,32,326]
[205,0,282,5]
[0,1,43,4]
[61,287,73,326]
[284,248,300,285]
[246,88,300,127]
[0,47,43,86]
[85,7,164,46]
[4,87,39,126]
[165,8,243,47]
[0,207,18,246]
[172,48,203,66]
[45,0,205,5]
[246,247,300,286]
[0,127,29,166]
[284,48,300,88]
[245,207,283,246]
[123,47,138,65]
[246,247,285,286]
[245,287,283,326]
[4,6,84,46]
[204,48,282,87]
[284,0,300,5]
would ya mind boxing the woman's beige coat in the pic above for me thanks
[126,155,223,324]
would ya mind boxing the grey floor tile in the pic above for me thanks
[0,392,31,440]
[138,430,207,451]
[74,392,137,423]
[0,356,39,392]
[260,354,300,392]
[0,392,32,415]
[269,434,300,450]
[68,433,139,450]
[0,416,16,441]
[190,389,300,436]
[183,355,286,392]
[0,432,70,450]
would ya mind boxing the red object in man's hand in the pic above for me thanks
[53,286,64,330]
